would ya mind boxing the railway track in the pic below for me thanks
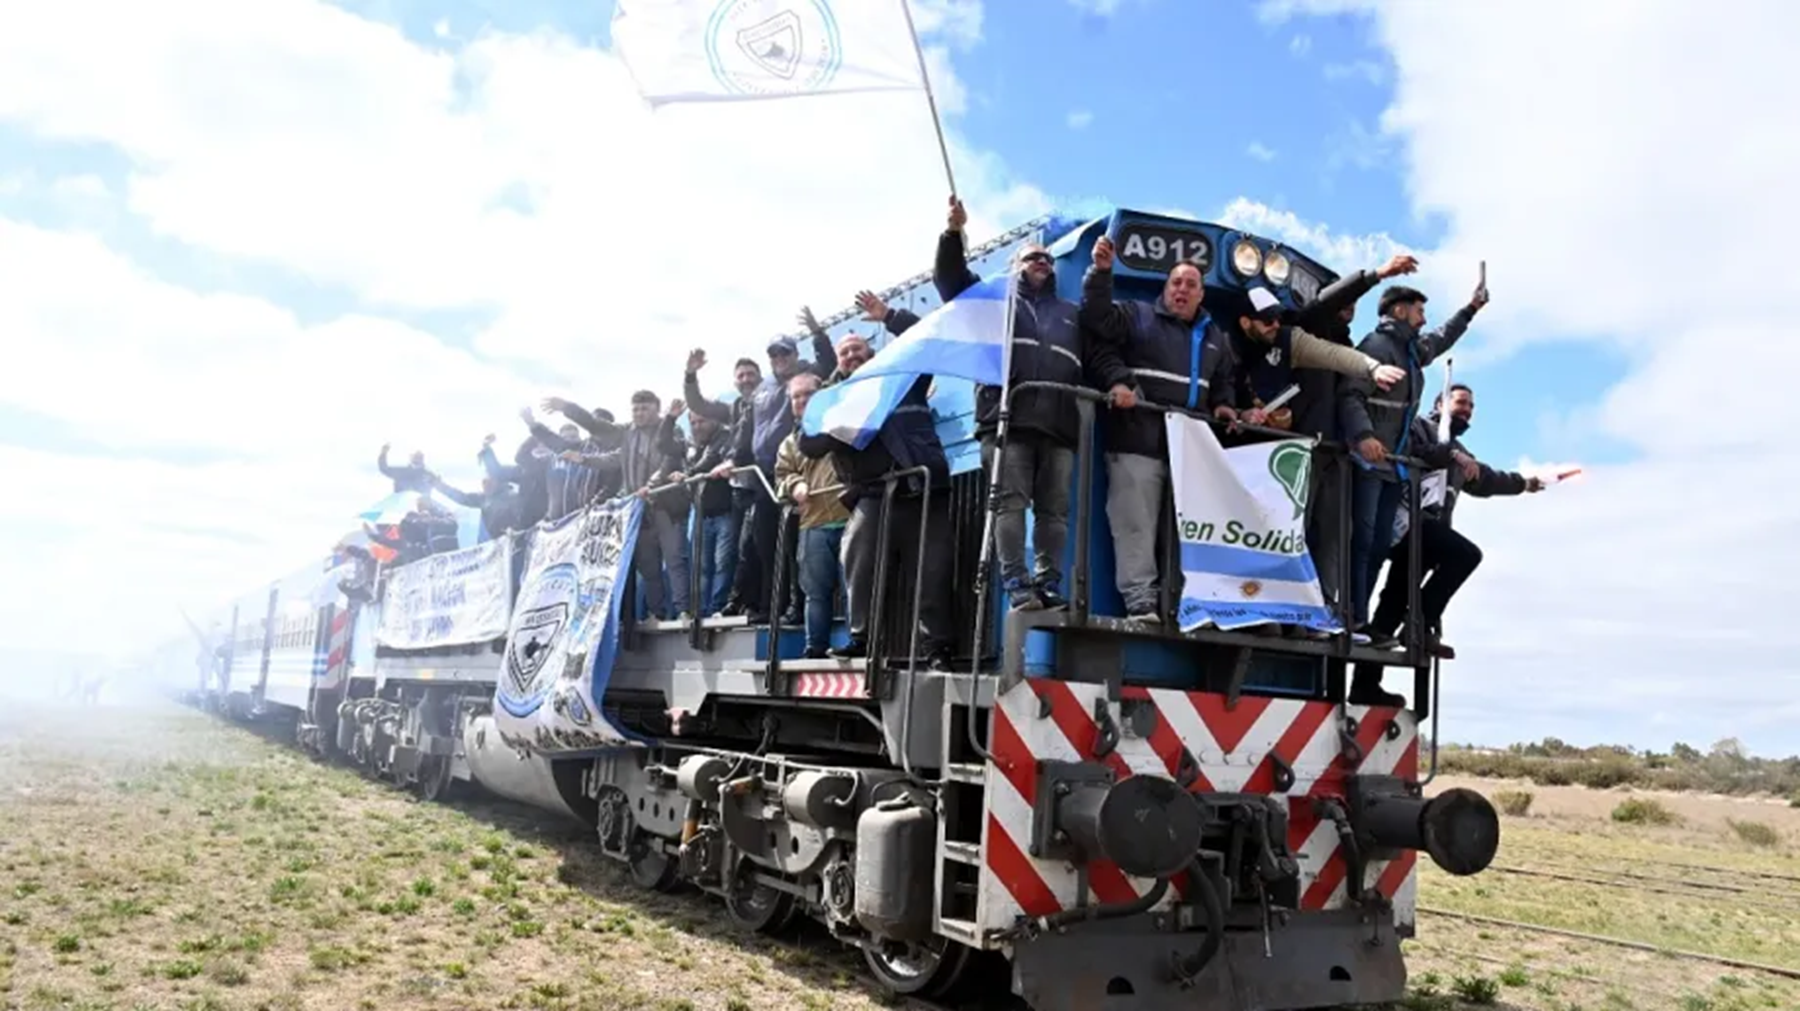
[1484,862,1800,913]
[1416,907,1800,982]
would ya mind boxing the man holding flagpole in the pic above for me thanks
[932,196,1092,612]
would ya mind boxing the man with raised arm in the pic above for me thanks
[431,472,522,543]
[514,408,606,522]
[798,305,954,669]
[1339,278,1490,644]
[677,410,740,617]
[1283,253,1420,610]
[567,391,692,621]
[1081,234,1238,624]
[376,445,435,495]
[1350,383,1542,705]
[685,325,832,625]
[933,196,1090,612]
[683,355,762,616]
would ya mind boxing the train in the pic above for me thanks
[142,207,1501,1011]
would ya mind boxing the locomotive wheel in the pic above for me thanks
[626,833,679,893]
[724,878,798,935]
[863,936,976,998]
[415,754,455,803]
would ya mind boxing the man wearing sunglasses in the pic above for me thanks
[933,195,1093,612]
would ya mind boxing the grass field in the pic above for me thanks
[3,700,1798,1011]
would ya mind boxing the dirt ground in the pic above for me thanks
[4,699,1799,1011]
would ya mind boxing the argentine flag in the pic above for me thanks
[801,273,1014,449]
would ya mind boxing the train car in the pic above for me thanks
[179,206,1499,1011]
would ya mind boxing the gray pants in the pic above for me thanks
[1104,452,1170,615]
[1307,448,1350,608]
[981,433,1074,595]
[842,491,954,652]
[634,507,689,619]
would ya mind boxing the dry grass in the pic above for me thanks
[0,700,933,1011]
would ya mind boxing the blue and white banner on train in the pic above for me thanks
[493,496,643,754]
[1167,415,1341,634]
[374,539,514,651]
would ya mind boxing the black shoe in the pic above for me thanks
[801,646,829,660]
[1034,584,1069,611]
[744,610,770,625]
[1356,625,1400,650]
[1348,681,1406,708]
[830,639,867,659]
[780,608,804,627]
[720,601,744,618]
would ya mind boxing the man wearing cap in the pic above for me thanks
[684,355,763,616]
[933,196,1092,612]
[1230,286,1405,430]
[683,325,833,624]
[1339,278,1489,654]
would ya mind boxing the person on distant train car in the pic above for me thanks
[686,328,832,625]
[568,391,693,621]
[431,472,522,543]
[541,398,626,499]
[1276,254,1420,609]
[776,373,852,658]
[684,356,761,618]
[376,444,436,495]
[798,323,955,670]
[516,409,610,521]
[1080,235,1237,624]
[674,410,739,617]
[1339,278,1489,641]
[932,196,1093,613]
[479,432,548,528]
[1350,384,1541,705]
[364,496,457,566]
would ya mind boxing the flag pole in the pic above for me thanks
[898,0,958,196]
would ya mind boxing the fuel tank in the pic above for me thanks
[461,712,588,825]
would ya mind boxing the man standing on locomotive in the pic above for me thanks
[933,196,1092,612]
[1351,383,1543,704]
[1339,279,1489,644]
[776,372,851,659]
[1081,234,1238,624]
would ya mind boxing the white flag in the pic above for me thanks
[612,0,927,106]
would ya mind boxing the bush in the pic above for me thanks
[1728,819,1780,847]
[1611,797,1679,826]
[1452,974,1501,1005]
[1492,790,1534,817]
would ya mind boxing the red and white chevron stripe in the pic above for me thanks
[978,679,1419,935]
[792,672,866,699]
[319,606,353,691]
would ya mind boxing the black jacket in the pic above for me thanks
[799,309,950,508]
[677,423,736,517]
[481,438,551,528]
[1080,265,1236,460]
[932,230,1089,447]
[1285,267,1387,439]
[436,482,523,541]
[1339,306,1475,481]
[1416,411,1531,528]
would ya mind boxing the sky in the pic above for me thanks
[2,0,1795,755]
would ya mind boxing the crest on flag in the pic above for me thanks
[707,0,842,96]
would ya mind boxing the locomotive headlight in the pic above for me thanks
[1231,240,1263,278]
[1263,250,1292,286]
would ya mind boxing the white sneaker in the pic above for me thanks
[1127,610,1162,625]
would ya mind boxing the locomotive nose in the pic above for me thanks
[1055,774,1204,880]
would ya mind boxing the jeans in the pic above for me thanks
[981,433,1074,597]
[799,524,846,651]
[842,491,953,653]
[1104,452,1170,615]
[1349,472,1405,628]
[635,506,690,620]
[700,512,735,615]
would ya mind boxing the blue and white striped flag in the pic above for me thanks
[800,273,1014,450]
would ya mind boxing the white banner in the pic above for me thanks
[612,0,926,106]
[493,497,643,754]
[374,539,513,650]
[1166,415,1342,633]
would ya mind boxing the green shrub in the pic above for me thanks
[1611,797,1679,826]
[1452,974,1501,1005]
[1492,790,1534,816]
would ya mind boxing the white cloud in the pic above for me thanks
[1289,34,1313,57]
[1218,196,1412,273]
[0,0,1046,656]
[1066,0,1127,16]
[1066,109,1094,130]
[1245,141,1278,163]
[1269,0,1800,755]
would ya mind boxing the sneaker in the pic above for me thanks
[830,639,867,659]
[1034,582,1069,611]
[745,610,770,626]
[801,646,829,660]
[720,601,745,618]
[780,608,804,627]
[1126,610,1161,625]
[1007,584,1044,612]
[1356,626,1400,650]
[1349,683,1406,708]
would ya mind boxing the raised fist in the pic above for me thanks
[947,195,967,232]
[1092,235,1115,271]
[686,348,707,373]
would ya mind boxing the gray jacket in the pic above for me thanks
[1338,305,1476,479]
